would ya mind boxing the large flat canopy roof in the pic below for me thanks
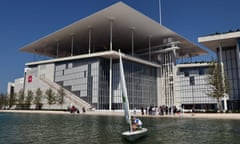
[20,2,206,58]
[198,31,240,51]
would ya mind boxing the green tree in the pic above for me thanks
[25,90,33,105]
[45,88,56,106]
[17,89,25,105]
[56,87,65,105]
[9,92,16,107]
[0,93,8,109]
[207,61,229,111]
[4,95,9,108]
[34,88,42,105]
[0,93,4,107]
[34,88,43,110]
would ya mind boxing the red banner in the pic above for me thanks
[28,75,32,83]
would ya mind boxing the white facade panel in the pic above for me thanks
[68,63,73,68]
[79,84,87,90]
[55,64,66,71]
[37,63,55,81]
[92,97,98,103]
[72,85,80,91]
[80,90,87,97]
[64,79,79,86]
[14,78,24,93]
[55,71,63,77]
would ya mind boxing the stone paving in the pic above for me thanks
[1,110,240,120]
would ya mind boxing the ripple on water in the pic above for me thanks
[0,113,240,144]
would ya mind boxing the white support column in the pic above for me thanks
[164,53,168,105]
[88,26,92,54]
[109,19,114,111]
[56,42,59,57]
[110,20,113,51]
[219,44,223,68]
[131,28,135,56]
[172,49,176,105]
[148,36,151,61]
[109,58,112,111]
[71,35,74,56]
[236,39,240,79]
[219,43,228,112]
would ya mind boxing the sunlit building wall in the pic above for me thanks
[199,30,240,110]
[175,63,217,110]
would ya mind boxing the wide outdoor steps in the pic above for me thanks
[40,77,92,110]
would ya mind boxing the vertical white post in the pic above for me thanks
[236,40,240,79]
[56,42,59,57]
[148,36,151,61]
[219,43,227,112]
[172,48,177,115]
[71,35,74,56]
[110,20,113,51]
[109,57,112,111]
[88,26,92,54]
[131,28,134,56]
[109,19,113,111]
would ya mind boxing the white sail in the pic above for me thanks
[119,50,148,141]
[119,51,131,126]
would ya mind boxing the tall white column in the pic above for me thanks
[109,19,113,110]
[56,42,59,57]
[88,26,92,55]
[71,35,74,56]
[172,49,177,110]
[148,36,151,61]
[219,43,228,111]
[131,28,135,56]
[109,57,112,111]
[236,39,240,79]
[110,20,113,51]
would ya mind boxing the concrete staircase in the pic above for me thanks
[40,77,92,110]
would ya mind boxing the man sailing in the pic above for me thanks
[131,116,143,131]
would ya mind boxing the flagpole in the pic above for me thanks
[159,0,162,24]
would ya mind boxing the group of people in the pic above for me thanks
[131,105,180,131]
[141,105,179,116]
[68,105,86,114]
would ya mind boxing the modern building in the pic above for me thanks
[199,30,240,110]
[175,63,217,110]
[8,2,215,111]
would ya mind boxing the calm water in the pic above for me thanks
[0,113,240,144]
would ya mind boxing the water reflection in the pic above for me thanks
[0,113,239,144]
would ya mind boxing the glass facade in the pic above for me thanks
[98,59,110,109]
[120,60,157,109]
[54,57,157,110]
[218,46,240,110]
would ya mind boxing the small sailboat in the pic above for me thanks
[122,128,148,142]
[119,50,148,141]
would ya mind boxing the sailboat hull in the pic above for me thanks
[122,128,148,141]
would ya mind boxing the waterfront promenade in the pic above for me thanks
[1,110,240,120]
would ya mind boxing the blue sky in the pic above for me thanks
[0,0,240,93]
